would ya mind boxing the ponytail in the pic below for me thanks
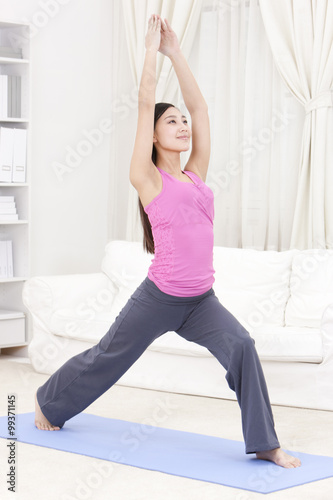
[138,198,154,254]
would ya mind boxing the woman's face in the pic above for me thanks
[153,107,192,154]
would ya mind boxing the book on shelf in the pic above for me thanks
[0,195,15,203]
[0,75,22,118]
[16,76,21,117]
[0,201,15,209]
[0,46,23,59]
[0,207,16,214]
[0,196,18,221]
[0,75,7,118]
[0,126,27,183]
[12,128,26,182]
[0,240,13,278]
[0,214,19,220]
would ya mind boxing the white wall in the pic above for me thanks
[0,0,113,275]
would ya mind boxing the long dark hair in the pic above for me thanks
[138,102,175,254]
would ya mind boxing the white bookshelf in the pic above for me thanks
[0,20,30,350]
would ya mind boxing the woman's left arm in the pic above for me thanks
[160,18,210,181]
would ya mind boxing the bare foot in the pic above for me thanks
[35,393,60,431]
[256,447,301,468]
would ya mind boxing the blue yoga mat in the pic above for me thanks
[1,412,332,494]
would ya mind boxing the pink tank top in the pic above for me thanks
[144,167,215,297]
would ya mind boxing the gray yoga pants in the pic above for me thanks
[37,277,280,454]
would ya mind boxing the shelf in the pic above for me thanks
[0,309,24,319]
[0,57,29,64]
[0,220,28,225]
[0,277,28,283]
[1,342,28,348]
[0,20,29,29]
[0,183,28,187]
[0,118,29,123]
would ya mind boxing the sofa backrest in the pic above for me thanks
[102,240,151,288]
[285,249,333,328]
[213,247,296,331]
[101,240,152,317]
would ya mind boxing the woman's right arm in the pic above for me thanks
[129,15,161,195]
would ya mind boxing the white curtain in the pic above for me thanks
[259,0,333,249]
[108,1,135,243]
[189,0,304,250]
[120,0,204,241]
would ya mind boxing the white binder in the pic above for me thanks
[0,75,8,118]
[12,128,27,183]
[0,127,14,182]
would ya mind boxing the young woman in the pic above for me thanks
[35,15,301,469]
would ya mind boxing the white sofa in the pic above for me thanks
[23,240,333,411]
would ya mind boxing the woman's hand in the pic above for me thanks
[159,18,181,57]
[145,14,161,52]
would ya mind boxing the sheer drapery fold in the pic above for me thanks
[259,0,333,249]
[190,0,304,250]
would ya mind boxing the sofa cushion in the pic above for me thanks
[49,309,114,342]
[251,326,323,363]
[147,326,323,363]
[101,240,151,287]
[50,309,323,363]
[212,247,296,331]
[22,273,116,327]
[50,303,323,364]
[285,250,333,328]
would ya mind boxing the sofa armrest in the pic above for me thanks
[23,272,117,327]
[321,303,333,362]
